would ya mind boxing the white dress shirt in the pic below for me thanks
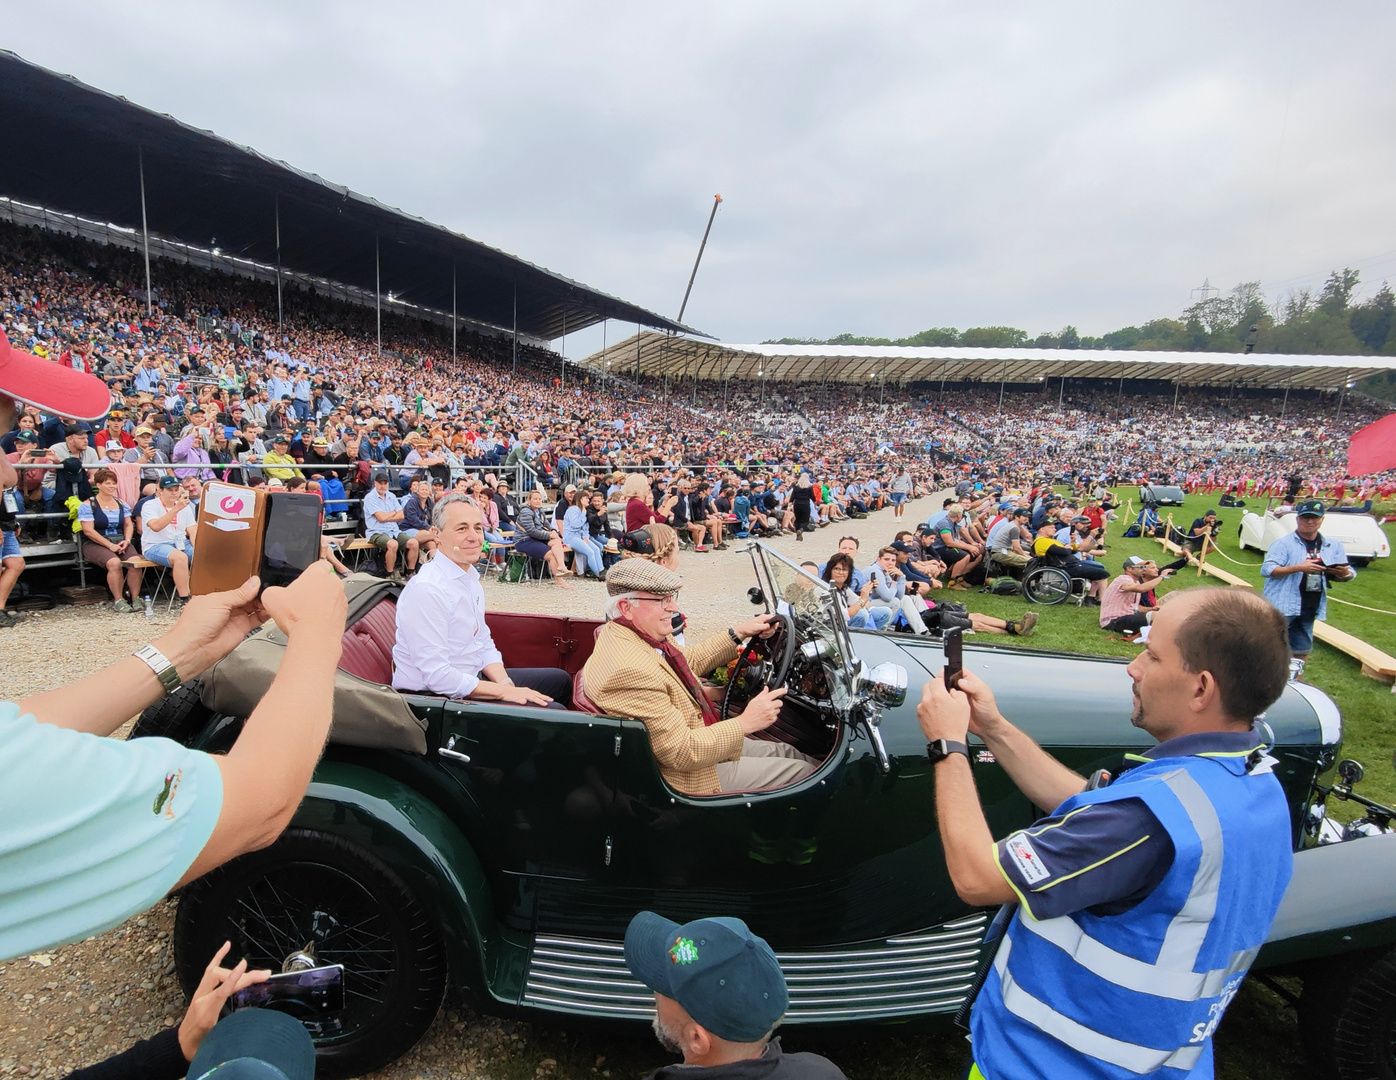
[391,555,503,697]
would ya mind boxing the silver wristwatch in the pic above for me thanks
[133,644,182,694]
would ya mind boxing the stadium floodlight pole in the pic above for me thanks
[678,194,723,325]
[274,193,282,333]
[138,146,153,316]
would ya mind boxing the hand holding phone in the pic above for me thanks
[228,963,345,1014]
[943,626,963,691]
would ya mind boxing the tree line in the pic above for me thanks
[768,269,1395,357]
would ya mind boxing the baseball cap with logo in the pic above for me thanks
[624,911,788,1043]
[1296,499,1326,518]
[0,328,113,422]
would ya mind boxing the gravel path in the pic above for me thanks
[0,500,931,1078]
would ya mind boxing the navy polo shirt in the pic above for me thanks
[995,729,1265,921]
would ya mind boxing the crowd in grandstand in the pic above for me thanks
[0,218,1393,623]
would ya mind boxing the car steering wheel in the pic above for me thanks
[720,613,796,721]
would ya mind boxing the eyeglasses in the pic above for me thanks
[631,594,679,608]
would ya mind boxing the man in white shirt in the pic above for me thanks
[142,475,199,604]
[391,495,572,707]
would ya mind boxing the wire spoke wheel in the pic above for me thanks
[1023,565,1072,605]
[175,828,446,1078]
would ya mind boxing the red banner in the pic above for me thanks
[1347,412,1396,477]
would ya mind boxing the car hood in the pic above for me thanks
[851,630,1338,751]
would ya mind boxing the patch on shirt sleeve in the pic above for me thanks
[1005,832,1050,885]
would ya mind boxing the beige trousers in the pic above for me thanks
[717,738,821,792]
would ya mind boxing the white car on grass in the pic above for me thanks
[1238,500,1391,566]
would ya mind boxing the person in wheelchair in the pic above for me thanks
[1031,521,1108,605]
[582,560,819,796]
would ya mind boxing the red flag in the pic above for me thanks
[1347,413,1396,477]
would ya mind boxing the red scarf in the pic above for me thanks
[613,616,722,726]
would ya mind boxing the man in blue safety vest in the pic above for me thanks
[917,586,1294,1080]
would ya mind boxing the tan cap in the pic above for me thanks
[605,559,682,597]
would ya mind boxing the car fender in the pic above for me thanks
[1256,833,1396,969]
[295,760,530,1006]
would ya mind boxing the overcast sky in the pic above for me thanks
[6,1,1396,357]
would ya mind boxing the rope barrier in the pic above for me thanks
[1327,596,1396,616]
[1198,544,1263,567]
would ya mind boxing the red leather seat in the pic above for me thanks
[339,599,398,685]
[572,669,603,715]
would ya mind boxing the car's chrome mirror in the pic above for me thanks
[863,662,907,708]
[1338,758,1365,786]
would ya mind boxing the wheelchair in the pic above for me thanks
[1021,554,1102,607]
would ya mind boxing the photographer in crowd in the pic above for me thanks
[1261,498,1356,681]
[918,587,1295,1080]
[1099,554,1172,636]
[61,943,314,1080]
[0,331,350,963]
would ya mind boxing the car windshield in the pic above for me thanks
[753,544,858,703]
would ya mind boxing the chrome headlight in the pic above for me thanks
[862,662,907,708]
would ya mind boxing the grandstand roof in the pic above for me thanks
[0,51,697,342]
[581,332,1396,391]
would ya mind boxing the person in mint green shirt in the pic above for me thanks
[0,564,347,962]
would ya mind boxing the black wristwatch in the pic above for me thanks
[927,739,970,765]
[727,627,743,646]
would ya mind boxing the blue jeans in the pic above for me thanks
[1287,613,1316,655]
[566,535,605,576]
[849,607,892,630]
[293,399,311,421]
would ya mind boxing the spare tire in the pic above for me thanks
[127,679,211,746]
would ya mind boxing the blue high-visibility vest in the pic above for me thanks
[971,748,1293,1080]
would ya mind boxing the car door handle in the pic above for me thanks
[440,734,472,764]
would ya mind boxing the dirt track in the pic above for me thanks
[0,501,927,1078]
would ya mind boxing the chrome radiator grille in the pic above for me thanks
[522,913,988,1023]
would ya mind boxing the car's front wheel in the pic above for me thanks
[175,827,447,1078]
[128,679,211,745]
[1299,946,1396,1080]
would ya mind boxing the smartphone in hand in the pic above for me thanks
[943,626,963,691]
[228,964,344,1014]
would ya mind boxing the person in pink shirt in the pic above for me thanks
[1099,556,1174,635]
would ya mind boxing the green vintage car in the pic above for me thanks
[133,545,1396,1078]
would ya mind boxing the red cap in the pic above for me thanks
[0,328,114,422]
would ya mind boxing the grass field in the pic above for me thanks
[456,493,1396,1080]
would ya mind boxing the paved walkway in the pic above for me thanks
[480,498,935,641]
